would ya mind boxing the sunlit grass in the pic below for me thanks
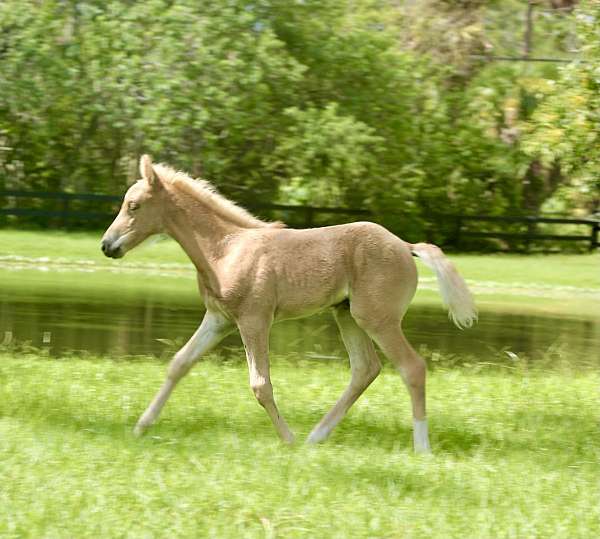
[0,229,188,265]
[448,252,600,289]
[1,349,598,539]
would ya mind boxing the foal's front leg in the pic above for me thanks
[238,319,295,444]
[134,310,233,436]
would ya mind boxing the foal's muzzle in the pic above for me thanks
[101,239,123,259]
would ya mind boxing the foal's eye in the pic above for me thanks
[128,201,140,212]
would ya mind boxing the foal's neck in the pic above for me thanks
[163,187,240,296]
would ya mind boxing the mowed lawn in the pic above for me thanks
[1,351,599,539]
[1,229,599,538]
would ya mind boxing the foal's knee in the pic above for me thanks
[250,379,274,407]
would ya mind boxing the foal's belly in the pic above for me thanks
[273,280,348,322]
[268,236,351,321]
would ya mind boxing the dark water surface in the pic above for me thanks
[1,287,598,364]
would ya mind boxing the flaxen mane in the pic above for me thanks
[153,163,284,230]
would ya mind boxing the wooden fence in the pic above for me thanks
[1,190,598,251]
[0,190,371,229]
[0,190,122,225]
[455,215,600,252]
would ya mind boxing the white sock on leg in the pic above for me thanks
[413,418,431,454]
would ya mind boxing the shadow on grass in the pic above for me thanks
[4,389,596,460]
[327,414,483,454]
[304,407,597,457]
[2,390,288,445]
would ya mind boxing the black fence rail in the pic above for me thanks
[455,214,600,251]
[0,190,372,230]
[1,190,598,251]
[0,190,122,226]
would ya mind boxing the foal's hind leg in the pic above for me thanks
[364,323,431,453]
[134,310,232,436]
[307,304,381,444]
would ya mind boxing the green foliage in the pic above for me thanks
[0,0,596,240]
[265,104,383,205]
[522,0,600,213]
[0,0,308,198]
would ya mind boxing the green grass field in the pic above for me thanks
[1,351,598,539]
[1,229,599,538]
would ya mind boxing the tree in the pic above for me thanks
[522,0,600,214]
[0,0,593,239]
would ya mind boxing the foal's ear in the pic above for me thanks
[139,154,159,188]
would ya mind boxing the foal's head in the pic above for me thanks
[101,155,165,258]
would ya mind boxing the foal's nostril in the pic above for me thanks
[101,240,108,254]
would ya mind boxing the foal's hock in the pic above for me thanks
[101,155,477,453]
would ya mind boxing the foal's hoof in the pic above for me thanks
[306,428,329,445]
[133,423,148,437]
[282,432,296,445]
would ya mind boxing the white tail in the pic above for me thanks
[410,242,478,329]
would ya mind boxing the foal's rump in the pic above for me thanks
[330,222,477,331]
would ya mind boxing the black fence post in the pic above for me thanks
[592,223,600,251]
[454,216,463,248]
[525,216,536,253]
[304,206,315,228]
[61,194,70,229]
[0,191,6,227]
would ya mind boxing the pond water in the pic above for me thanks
[1,286,598,364]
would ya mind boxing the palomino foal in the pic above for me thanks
[101,155,477,453]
